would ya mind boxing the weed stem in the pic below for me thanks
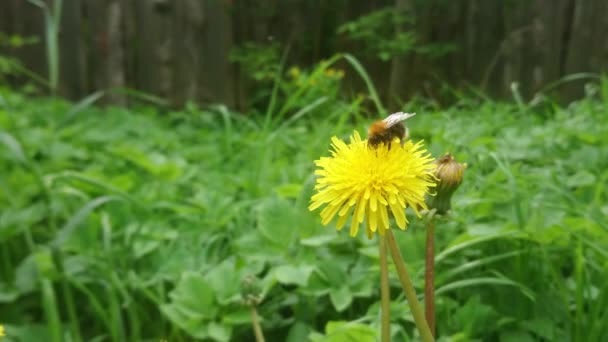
[250,305,266,342]
[379,235,391,342]
[386,229,434,342]
[424,219,436,337]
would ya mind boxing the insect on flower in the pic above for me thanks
[367,112,416,148]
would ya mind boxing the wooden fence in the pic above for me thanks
[1,0,607,108]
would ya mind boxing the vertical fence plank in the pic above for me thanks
[59,0,86,99]
[170,0,204,106]
[132,0,172,98]
[6,0,46,83]
[106,0,126,104]
[563,0,608,99]
[84,0,109,95]
[200,0,234,107]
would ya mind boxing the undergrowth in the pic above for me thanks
[1,75,607,341]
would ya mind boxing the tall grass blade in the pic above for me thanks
[510,82,526,113]
[52,196,123,247]
[59,91,106,127]
[342,54,386,114]
[0,131,27,163]
[435,231,520,264]
[539,72,601,94]
[45,171,139,204]
[267,96,328,142]
[41,278,63,342]
[28,0,62,94]
[438,250,525,281]
[435,276,535,301]
[264,44,291,130]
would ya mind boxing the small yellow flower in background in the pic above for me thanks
[288,66,301,79]
[0,324,5,337]
[309,131,436,238]
[323,68,345,79]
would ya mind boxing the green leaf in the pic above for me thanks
[15,255,39,294]
[33,250,57,279]
[0,204,46,242]
[521,318,555,340]
[206,259,240,304]
[450,295,499,337]
[287,322,312,342]
[2,323,50,342]
[300,271,331,296]
[566,170,596,187]
[316,260,347,287]
[208,321,232,342]
[300,234,336,247]
[161,272,218,338]
[222,308,251,325]
[314,321,376,342]
[274,183,303,199]
[257,197,297,249]
[500,330,535,342]
[0,282,19,303]
[329,286,352,312]
[109,144,184,181]
[274,265,314,286]
[349,269,374,298]
[172,272,217,315]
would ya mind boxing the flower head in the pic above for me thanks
[0,324,4,337]
[241,275,262,306]
[427,153,466,215]
[309,131,436,238]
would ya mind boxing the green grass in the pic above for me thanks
[1,72,607,342]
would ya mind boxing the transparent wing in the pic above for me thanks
[382,112,416,128]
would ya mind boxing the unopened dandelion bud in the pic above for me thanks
[428,153,466,215]
[241,275,262,306]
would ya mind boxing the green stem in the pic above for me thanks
[250,306,266,342]
[379,236,391,342]
[574,241,584,342]
[386,229,434,342]
[52,249,81,342]
[424,220,436,337]
[61,279,82,342]
[41,278,63,342]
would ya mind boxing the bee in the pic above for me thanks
[367,112,416,148]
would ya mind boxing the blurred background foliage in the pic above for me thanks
[1,0,608,341]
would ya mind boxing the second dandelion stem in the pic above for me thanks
[386,230,434,342]
[250,306,265,342]
[425,219,436,337]
[379,236,391,342]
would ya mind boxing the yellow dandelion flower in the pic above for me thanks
[288,67,301,79]
[0,324,4,337]
[324,68,336,77]
[309,131,436,238]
